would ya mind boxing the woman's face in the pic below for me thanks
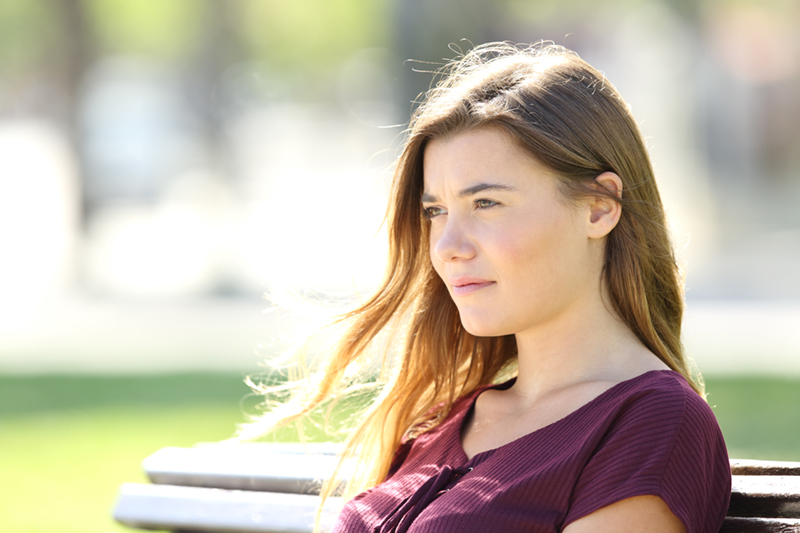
[422,127,603,338]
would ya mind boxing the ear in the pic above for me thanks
[585,172,622,239]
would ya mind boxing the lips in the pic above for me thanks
[450,277,495,297]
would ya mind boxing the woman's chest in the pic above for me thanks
[461,382,619,461]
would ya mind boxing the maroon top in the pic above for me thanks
[332,370,731,533]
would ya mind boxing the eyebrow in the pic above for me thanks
[421,183,518,203]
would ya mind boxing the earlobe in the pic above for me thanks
[586,172,623,239]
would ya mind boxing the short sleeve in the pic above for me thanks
[563,377,731,533]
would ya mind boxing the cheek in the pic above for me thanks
[494,211,546,252]
[428,227,445,276]
[499,215,574,277]
[427,224,437,252]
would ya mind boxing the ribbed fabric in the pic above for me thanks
[331,370,731,533]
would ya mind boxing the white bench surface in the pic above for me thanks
[115,483,342,533]
[143,443,344,494]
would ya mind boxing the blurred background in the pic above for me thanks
[0,0,798,532]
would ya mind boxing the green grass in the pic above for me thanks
[705,375,800,460]
[0,373,798,533]
[0,373,295,533]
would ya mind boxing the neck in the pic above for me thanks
[510,287,664,402]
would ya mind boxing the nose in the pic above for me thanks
[432,217,475,263]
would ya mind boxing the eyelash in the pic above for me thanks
[422,199,499,219]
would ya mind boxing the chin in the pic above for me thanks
[459,315,510,338]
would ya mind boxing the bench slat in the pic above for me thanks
[144,444,342,494]
[143,445,800,494]
[114,483,341,533]
[114,477,800,532]
[731,460,800,477]
[729,476,800,519]
[720,517,800,533]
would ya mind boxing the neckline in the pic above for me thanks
[457,369,681,463]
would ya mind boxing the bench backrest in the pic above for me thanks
[114,443,800,532]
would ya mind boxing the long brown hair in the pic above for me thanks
[237,42,701,522]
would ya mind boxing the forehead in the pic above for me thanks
[421,127,553,192]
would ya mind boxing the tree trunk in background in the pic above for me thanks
[186,0,243,184]
[51,0,95,225]
[392,0,498,117]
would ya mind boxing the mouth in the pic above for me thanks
[450,277,495,297]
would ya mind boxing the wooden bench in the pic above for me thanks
[113,443,800,532]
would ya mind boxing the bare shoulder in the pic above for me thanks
[562,495,686,533]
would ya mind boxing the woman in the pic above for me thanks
[241,42,731,532]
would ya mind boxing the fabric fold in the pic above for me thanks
[375,465,473,533]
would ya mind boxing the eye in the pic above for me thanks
[474,199,498,209]
[422,206,446,219]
